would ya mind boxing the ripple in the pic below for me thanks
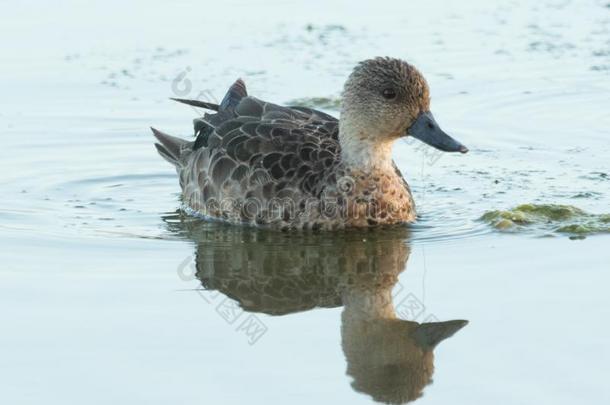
[409,205,493,244]
[3,166,180,240]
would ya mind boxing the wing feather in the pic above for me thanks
[170,80,342,225]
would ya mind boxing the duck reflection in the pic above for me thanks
[165,213,468,404]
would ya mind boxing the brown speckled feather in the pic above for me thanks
[154,77,416,230]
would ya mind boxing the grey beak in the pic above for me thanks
[412,319,469,350]
[407,111,468,153]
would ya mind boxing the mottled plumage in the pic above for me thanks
[153,57,468,230]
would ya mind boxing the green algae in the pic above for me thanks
[481,204,610,238]
[288,96,342,110]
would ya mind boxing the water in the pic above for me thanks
[1,0,610,403]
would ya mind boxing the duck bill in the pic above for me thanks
[407,111,468,153]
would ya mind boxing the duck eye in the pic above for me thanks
[382,88,397,99]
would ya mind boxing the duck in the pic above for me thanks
[152,57,468,230]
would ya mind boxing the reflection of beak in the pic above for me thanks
[412,319,469,350]
[407,111,468,153]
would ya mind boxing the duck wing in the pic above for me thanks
[160,79,341,223]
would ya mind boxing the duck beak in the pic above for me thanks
[407,111,468,153]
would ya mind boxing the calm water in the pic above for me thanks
[1,0,610,403]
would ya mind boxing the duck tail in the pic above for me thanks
[151,127,188,167]
[169,78,248,112]
[169,98,220,111]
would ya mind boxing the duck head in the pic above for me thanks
[339,57,468,167]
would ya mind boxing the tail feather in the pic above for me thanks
[169,78,248,113]
[151,127,188,166]
[154,143,178,165]
[170,98,219,111]
[156,79,248,164]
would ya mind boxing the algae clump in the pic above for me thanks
[481,204,610,238]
